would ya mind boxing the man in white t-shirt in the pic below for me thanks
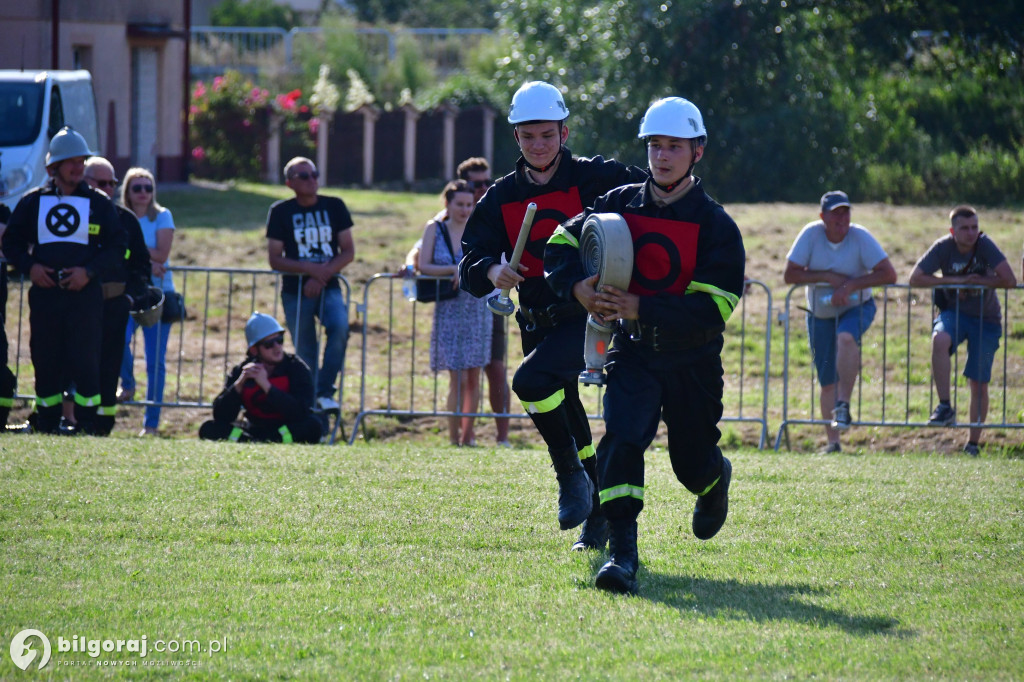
[783,191,897,453]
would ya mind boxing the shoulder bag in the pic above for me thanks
[415,221,460,303]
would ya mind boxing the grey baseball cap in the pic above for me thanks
[820,190,851,212]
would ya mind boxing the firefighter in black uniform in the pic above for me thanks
[83,157,153,436]
[0,170,28,432]
[199,312,322,444]
[545,97,746,594]
[1,127,125,434]
[459,81,647,548]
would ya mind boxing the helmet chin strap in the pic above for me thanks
[522,145,565,173]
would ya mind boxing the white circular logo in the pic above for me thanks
[9,629,51,670]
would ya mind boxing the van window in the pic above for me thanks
[0,81,44,146]
[48,85,65,139]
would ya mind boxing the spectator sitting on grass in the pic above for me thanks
[199,312,322,444]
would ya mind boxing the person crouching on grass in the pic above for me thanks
[545,97,745,594]
[199,312,322,443]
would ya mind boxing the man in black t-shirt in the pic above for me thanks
[266,157,355,414]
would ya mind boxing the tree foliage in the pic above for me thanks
[493,0,1024,203]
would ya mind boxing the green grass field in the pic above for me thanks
[2,437,1022,679]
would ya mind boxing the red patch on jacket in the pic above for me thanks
[500,188,583,280]
[623,214,700,295]
[241,374,291,420]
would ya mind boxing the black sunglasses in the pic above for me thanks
[291,170,319,181]
[259,335,286,349]
[87,177,118,189]
[130,184,154,193]
[468,179,492,189]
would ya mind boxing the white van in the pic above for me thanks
[0,69,99,210]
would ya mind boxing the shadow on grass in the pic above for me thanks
[587,556,911,637]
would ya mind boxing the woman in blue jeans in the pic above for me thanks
[117,168,176,436]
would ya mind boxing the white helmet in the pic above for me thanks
[245,312,285,348]
[637,97,707,141]
[45,126,95,166]
[507,81,569,124]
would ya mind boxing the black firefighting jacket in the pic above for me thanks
[545,178,745,346]
[459,146,647,310]
[2,180,125,281]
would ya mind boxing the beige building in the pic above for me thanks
[0,0,190,180]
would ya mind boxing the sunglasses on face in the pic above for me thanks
[291,170,319,181]
[130,184,154,193]
[468,179,492,189]
[87,177,118,189]
[259,335,286,349]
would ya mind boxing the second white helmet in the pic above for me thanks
[508,81,570,124]
[637,97,707,141]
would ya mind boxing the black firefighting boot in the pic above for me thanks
[595,517,638,595]
[571,454,608,550]
[550,444,593,530]
[692,456,732,540]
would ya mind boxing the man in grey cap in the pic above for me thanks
[783,191,896,453]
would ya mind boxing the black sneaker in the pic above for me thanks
[928,403,955,426]
[692,457,732,540]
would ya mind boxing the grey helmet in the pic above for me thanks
[45,126,96,166]
[245,312,286,348]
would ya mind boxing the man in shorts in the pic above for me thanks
[783,191,897,453]
[908,205,1016,455]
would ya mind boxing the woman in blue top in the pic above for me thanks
[118,167,177,436]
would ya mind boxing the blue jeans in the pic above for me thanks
[120,317,172,429]
[281,286,348,399]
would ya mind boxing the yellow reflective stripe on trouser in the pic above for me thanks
[578,443,596,460]
[0,397,13,407]
[74,392,101,407]
[98,405,117,416]
[278,425,293,444]
[599,484,645,504]
[36,393,63,407]
[548,226,579,249]
[698,474,721,496]
[521,389,565,415]
[229,427,244,442]
[687,281,739,322]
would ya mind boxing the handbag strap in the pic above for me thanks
[435,220,457,263]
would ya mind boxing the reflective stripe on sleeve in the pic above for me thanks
[547,226,579,249]
[686,280,739,322]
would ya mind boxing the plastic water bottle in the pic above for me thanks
[401,265,417,301]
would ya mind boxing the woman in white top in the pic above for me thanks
[118,167,177,436]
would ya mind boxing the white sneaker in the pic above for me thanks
[315,396,340,413]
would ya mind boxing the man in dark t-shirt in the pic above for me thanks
[909,205,1017,455]
[266,157,355,414]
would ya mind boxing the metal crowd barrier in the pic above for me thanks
[348,274,773,448]
[4,266,353,443]
[2,267,772,446]
[774,283,1024,450]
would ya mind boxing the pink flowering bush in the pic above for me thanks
[189,71,313,180]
